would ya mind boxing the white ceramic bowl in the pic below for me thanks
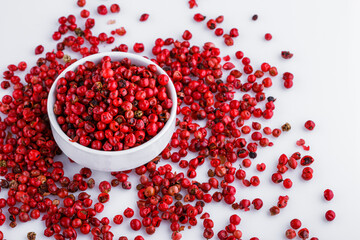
[47,52,177,171]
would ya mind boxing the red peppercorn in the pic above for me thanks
[264,33,272,40]
[239,199,250,211]
[298,228,309,239]
[229,214,241,225]
[325,210,336,221]
[35,45,44,55]
[215,15,224,23]
[77,0,86,7]
[207,19,217,30]
[324,189,334,201]
[304,120,315,130]
[272,173,283,183]
[80,9,90,18]
[124,207,134,218]
[130,219,142,230]
[97,5,108,15]
[285,229,296,239]
[229,28,239,38]
[182,30,192,40]
[283,178,293,189]
[194,13,206,22]
[224,37,234,46]
[252,198,263,210]
[110,3,120,13]
[302,167,313,181]
[290,219,302,229]
[215,28,224,36]
[269,206,280,215]
[133,43,145,53]
[281,51,294,59]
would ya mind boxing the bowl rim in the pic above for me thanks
[47,52,177,156]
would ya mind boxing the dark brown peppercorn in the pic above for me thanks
[75,28,84,37]
[111,179,120,187]
[281,123,291,132]
[10,221,17,228]
[0,160,6,167]
[87,178,95,188]
[53,199,60,206]
[252,14,258,21]
[0,179,9,188]
[175,193,183,200]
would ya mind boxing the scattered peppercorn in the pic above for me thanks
[281,51,294,59]
[305,120,316,130]
[265,33,272,41]
[27,232,36,240]
[281,122,291,131]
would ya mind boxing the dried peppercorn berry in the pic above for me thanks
[252,198,263,210]
[252,14,258,21]
[140,13,149,22]
[133,42,145,53]
[269,206,280,215]
[207,19,216,30]
[77,0,86,7]
[264,33,272,41]
[188,0,198,8]
[124,207,134,218]
[182,30,192,40]
[283,178,293,189]
[215,15,224,23]
[215,28,224,36]
[54,56,172,151]
[130,219,142,230]
[229,214,241,225]
[35,45,44,55]
[281,51,294,59]
[235,51,244,59]
[229,28,239,38]
[80,9,90,18]
[290,218,302,229]
[285,229,296,239]
[325,210,336,221]
[97,5,108,15]
[304,120,315,130]
[194,13,206,22]
[110,3,120,13]
[302,167,313,181]
[324,189,334,201]
[298,228,309,239]
[300,155,314,166]
[272,173,283,183]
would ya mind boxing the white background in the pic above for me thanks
[0,0,359,239]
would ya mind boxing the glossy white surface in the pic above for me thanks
[0,0,359,240]
[47,52,177,171]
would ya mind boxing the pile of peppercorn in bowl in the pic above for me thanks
[47,52,177,171]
